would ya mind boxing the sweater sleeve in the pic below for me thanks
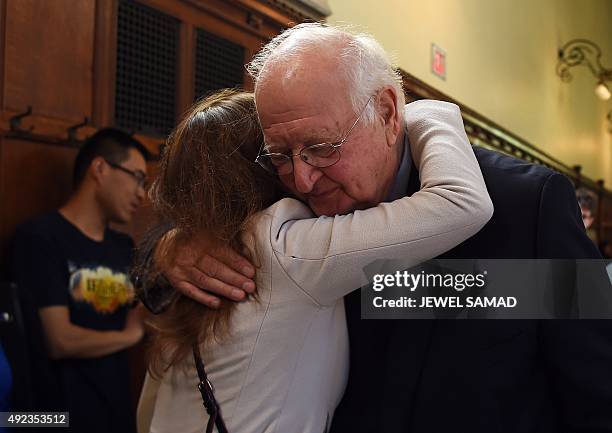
[270,100,493,306]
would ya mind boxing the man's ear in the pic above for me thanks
[89,156,107,185]
[377,86,402,147]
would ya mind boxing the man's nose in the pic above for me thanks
[292,157,322,194]
[135,184,146,202]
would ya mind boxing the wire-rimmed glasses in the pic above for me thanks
[255,96,373,175]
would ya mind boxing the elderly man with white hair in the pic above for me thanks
[138,23,609,433]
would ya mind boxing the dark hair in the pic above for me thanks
[576,188,596,214]
[73,128,150,188]
[146,89,283,377]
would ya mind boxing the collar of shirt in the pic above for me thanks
[386,129,412,202]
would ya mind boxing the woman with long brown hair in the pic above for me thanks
[140,88,492,433]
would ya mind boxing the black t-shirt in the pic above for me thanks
[11,211,136,433]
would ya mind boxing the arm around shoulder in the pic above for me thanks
[271,100,493,306]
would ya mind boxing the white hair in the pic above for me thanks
[246,23,405,126]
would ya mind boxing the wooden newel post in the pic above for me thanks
[573,165,582,189]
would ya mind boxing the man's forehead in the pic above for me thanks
[255,57,350,115]
[255,70,352,150]
[263,124,337,150]
[256,85,332,117]
[123,148,147,171]
[257,91,348,131]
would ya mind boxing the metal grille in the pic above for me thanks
[115,0,178,137]
[195,29,245,100]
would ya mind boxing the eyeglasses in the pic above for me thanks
[104,159,148,189]
[255,96,373,175]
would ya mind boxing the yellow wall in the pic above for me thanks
[329,0,612,186]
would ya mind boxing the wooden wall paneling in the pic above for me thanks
[182,0,289,39]
[0,0,6,110]
[233,0,314,26]
[176,22,196,121]
[3,0,96,123]
[141,0,269,51]
[93,0,119,128]
[233,0,297,27]
[109,0,289,138]
[133,134,165,160]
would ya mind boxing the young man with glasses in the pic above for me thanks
[11,128,149,433]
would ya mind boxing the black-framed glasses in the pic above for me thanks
[104,159,147,188]
[255,96,373,175]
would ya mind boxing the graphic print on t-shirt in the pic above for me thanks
[68,262,134,314]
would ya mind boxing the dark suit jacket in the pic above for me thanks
[330,147,611,433]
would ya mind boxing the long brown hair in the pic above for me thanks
[146,89,282,377]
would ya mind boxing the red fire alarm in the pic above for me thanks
[431,43,446,80]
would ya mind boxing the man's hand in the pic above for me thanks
[154,229,256,308]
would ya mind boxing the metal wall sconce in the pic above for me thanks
[557,39,612,132]
[557,39,612,100]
